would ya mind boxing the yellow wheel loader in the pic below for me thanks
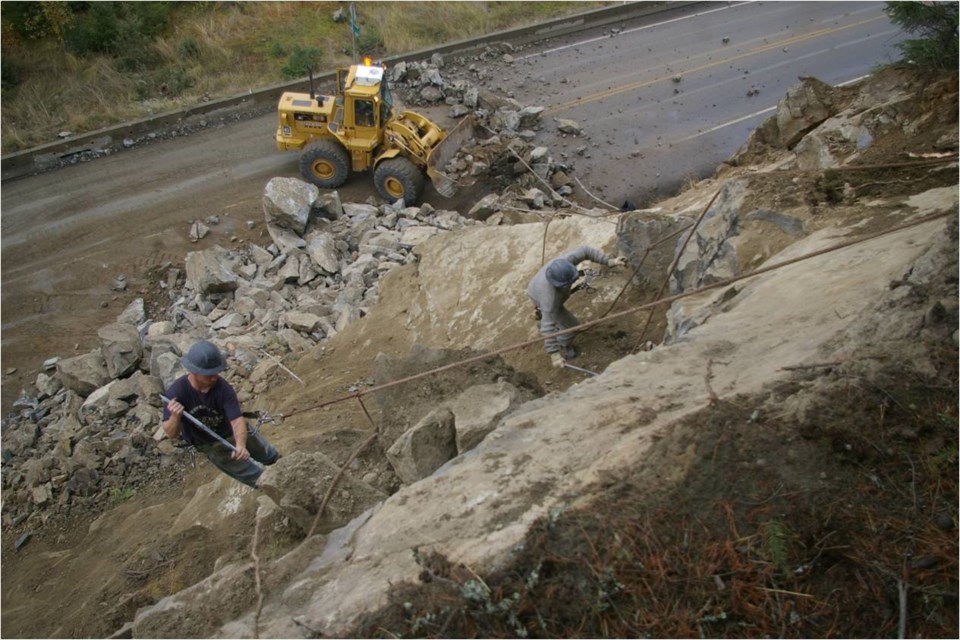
[275,59,472,204]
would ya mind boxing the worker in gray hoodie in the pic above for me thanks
[527,245,627,367]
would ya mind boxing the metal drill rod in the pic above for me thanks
[562,362,600,376]
[160,394,239,453]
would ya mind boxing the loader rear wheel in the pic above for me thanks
[374,157,425,205]
[299,139,350,188]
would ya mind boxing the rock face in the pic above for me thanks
[138,206,952,640]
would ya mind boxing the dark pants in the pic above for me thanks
[194,429,279,488]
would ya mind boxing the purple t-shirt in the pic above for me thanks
[162,375,242,445]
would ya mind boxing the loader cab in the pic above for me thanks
[335,61,390,170]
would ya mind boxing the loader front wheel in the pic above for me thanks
[374,157,425,205]
[299,139,350,188]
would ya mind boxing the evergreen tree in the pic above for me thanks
[885,1,959,70]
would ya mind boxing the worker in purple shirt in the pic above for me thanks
[161,340,280,488]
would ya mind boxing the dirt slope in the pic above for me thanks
[1,67,957,639]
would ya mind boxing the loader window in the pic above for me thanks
[355,99,375,127]
[380,81,394,121]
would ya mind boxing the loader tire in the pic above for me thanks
[299,139,350,189]
[374,157,425,205]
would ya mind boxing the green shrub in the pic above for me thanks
[1,57,23,92]
[281,45,322,79]
[357,24,385,57]
[2,1,74,41]
[269,41,287,58]
[178,36,201,59]
[885,1,959,70]
[64,2,173,58]
[136,65,193,99]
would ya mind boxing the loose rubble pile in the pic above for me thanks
[0,181,483,528]
[391,53,584,205]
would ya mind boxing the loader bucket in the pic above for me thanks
[426,114,475,198]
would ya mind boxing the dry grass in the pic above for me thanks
[1,1,608,154]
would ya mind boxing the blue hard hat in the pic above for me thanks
[181,340,226,375]
[545,258,578,288]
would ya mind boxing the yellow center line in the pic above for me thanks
[544,14,885,116]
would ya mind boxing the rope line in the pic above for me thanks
[280,210,950,420]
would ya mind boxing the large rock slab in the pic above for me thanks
[671,180,745,295]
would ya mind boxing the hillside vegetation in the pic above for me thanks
[0,0,609,154]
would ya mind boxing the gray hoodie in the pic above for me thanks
[526,245,613,352]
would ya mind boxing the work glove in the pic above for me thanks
[550,352,565,369]
[608,256,628,268]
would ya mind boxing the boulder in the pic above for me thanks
[518,106,545,128]
[170,474,258,535]
[284,311,322,334]
[97,322,143,379]
[449,380,524,452]
[153,351,184,388]
[266,224,306,254]
[466,193,500,221]
[116,298,146,325]
[386,407,458,484]
[306,231,340,274]
[2,422,40,457]
[775,76,837,148]
[185,247,239,295]
[298,257,320,286]
[315,191,344,221]
[555,118,583,135]
[35,372,62,400]
[57,351,110,397]
[248,243,275,266]
[263,177,317,235]
[147,321,176,338]
[342,203,379,221]
[359,229,400,255]
[399,226,441,247]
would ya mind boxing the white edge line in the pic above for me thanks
[518,1,755,61]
